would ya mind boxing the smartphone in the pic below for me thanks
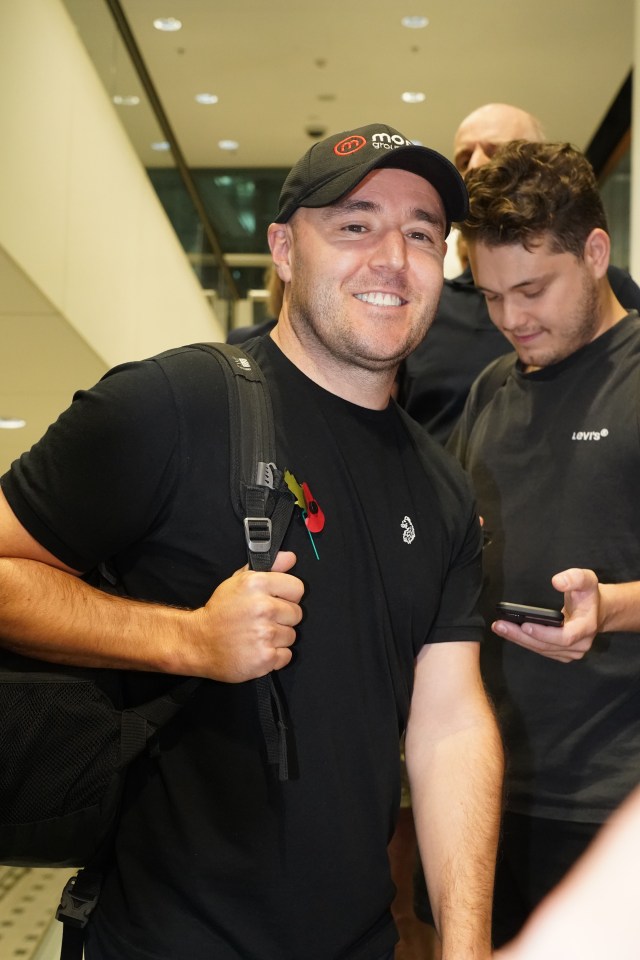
[496,601,564,627]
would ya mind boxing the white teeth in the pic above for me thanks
[355,292,403,307]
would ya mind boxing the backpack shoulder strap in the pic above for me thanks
[191,343,295,782]
[191,343,295,572]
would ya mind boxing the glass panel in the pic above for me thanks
[192,169,288,254]
[600,149,630,272]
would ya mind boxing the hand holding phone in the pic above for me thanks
[496,601,564,628]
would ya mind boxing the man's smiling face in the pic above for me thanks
[282,166,447,374]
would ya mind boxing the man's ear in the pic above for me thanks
[267,223,293,283]
[583,228,610,280]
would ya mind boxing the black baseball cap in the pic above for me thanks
[275,123,467,233]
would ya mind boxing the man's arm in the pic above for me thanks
[493,567,640,663]
[0,488,303,681]
[496,784,640,960]
[405,640,504,960]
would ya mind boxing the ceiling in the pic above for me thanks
[0,0,636,471]
[64,0,633,171]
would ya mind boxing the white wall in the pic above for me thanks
[0,0,225,370]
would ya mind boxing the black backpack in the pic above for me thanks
[0,342,295,958]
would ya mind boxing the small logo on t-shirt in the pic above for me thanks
[401,516,415,544]
[571,427,609,441]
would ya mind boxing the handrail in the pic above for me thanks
[585,71,631,180]
[104,0,240,302]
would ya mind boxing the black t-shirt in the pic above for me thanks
[399,264,640,445]
[2,336,483,960]
[449,314,640,822]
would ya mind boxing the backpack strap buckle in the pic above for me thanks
[243,516,272,553]
[56,870,102,929]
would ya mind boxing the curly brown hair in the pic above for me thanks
[459,141,608,258]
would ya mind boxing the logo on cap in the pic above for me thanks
[334,135,367,157]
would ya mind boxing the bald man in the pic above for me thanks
[452,103,545,174]
[398,103,640,443]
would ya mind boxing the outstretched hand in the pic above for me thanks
[492,568,600,663]
[186,550,304,682]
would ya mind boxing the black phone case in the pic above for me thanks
[496,602,564,627]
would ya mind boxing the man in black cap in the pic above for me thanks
[0,124,502,960]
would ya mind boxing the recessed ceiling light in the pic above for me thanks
[401,15,429,28]
[402,91,426,103]
[112,95,140,106]
[195,93,219,105]
[218,139,239,151]
[151,140,171,151]
[0,416,26,430]
[153,17,182,32]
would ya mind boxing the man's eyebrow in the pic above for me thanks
[321,199,445,232]
[478,276,548,296]
[320,199,381,219]
[412,208,445,232]
[510,274,550,290]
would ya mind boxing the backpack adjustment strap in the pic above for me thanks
[244,516,272,553]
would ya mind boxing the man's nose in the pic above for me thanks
[370,230,407,272]
[500,299,526,330]
[467,145,492,171]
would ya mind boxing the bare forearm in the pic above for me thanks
[0,552,303,681]
[598,580,640,633]
[0,557,190,673]
[407,698,504,959]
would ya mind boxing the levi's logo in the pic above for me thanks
[571,428,609,441]
[334,135,367,157]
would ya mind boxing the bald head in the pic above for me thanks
[453,103,545,175]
